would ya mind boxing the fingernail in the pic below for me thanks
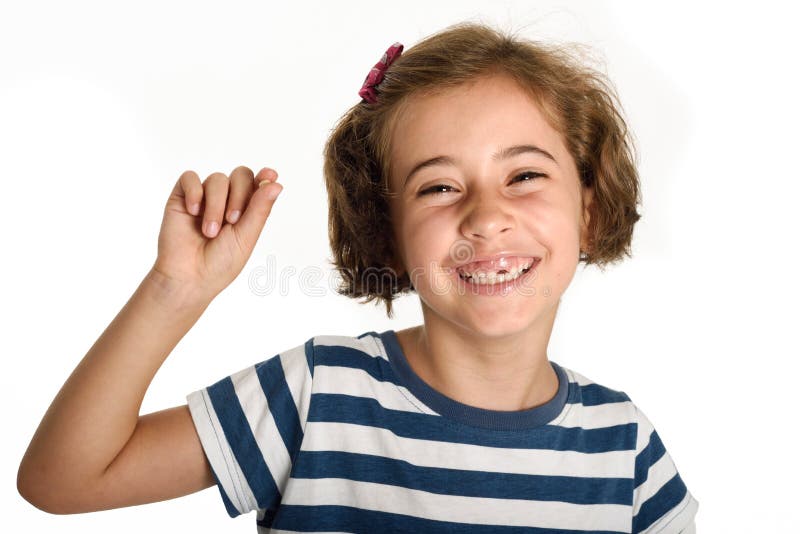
[207,221,219,237]
[259,168,277,183]
[190,203,199,215]
[229,210,240,223]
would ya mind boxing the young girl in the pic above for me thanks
[17,21,698,533]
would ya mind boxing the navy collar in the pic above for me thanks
[378,329,569,431]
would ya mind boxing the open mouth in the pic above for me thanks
[456,257,540,286]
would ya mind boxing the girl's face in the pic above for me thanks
[387,73,594,338]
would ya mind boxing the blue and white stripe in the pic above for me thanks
[186,331,698,533]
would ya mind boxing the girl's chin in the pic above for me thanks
[455,320,543,344]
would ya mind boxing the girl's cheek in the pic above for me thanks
[402,207,448,236]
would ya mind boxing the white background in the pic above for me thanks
[3,1,798,532]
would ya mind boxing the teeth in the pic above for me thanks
[459,262,534,284]
[459,261,536,285]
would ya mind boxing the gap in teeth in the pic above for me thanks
[459,260,534,279]
[459,262,534,284]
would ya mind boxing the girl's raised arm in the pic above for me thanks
[17,166,283,514]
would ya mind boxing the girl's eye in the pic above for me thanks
[419,184,457,196]
[418,172,545,196]
[512,171,545,183]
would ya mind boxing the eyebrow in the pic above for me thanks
[402,144,557,190]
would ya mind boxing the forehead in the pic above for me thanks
[388,74,567,184]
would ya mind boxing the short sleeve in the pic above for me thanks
[631,404,699,533]
[185,337,315,518]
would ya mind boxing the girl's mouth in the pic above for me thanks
[451,258,541,295]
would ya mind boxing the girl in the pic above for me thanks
[17,21,698,533]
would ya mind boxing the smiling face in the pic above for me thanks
[386,73,594,339]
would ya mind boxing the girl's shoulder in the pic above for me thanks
[299,330,393,369]
[551,361,649,438]
[556,362,633,406]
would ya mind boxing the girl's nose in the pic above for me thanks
[459,200,515,240]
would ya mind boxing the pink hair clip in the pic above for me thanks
[358,42,404,104]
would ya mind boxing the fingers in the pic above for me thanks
[200,172,231,238]
[176,166,282,240]
[177,171,203,215]
[225,166,255,225]
[256,167,278,188]
[234,168,282,249]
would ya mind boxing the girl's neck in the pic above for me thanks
[396,307,559,412]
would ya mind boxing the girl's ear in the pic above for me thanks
[579,185,595,253]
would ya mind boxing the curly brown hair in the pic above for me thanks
[323,21,641,318]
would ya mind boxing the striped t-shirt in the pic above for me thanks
[186,330,699,533]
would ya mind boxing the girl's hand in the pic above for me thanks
[151,166,283,301]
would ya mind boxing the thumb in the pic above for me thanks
[235,169,283,251]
